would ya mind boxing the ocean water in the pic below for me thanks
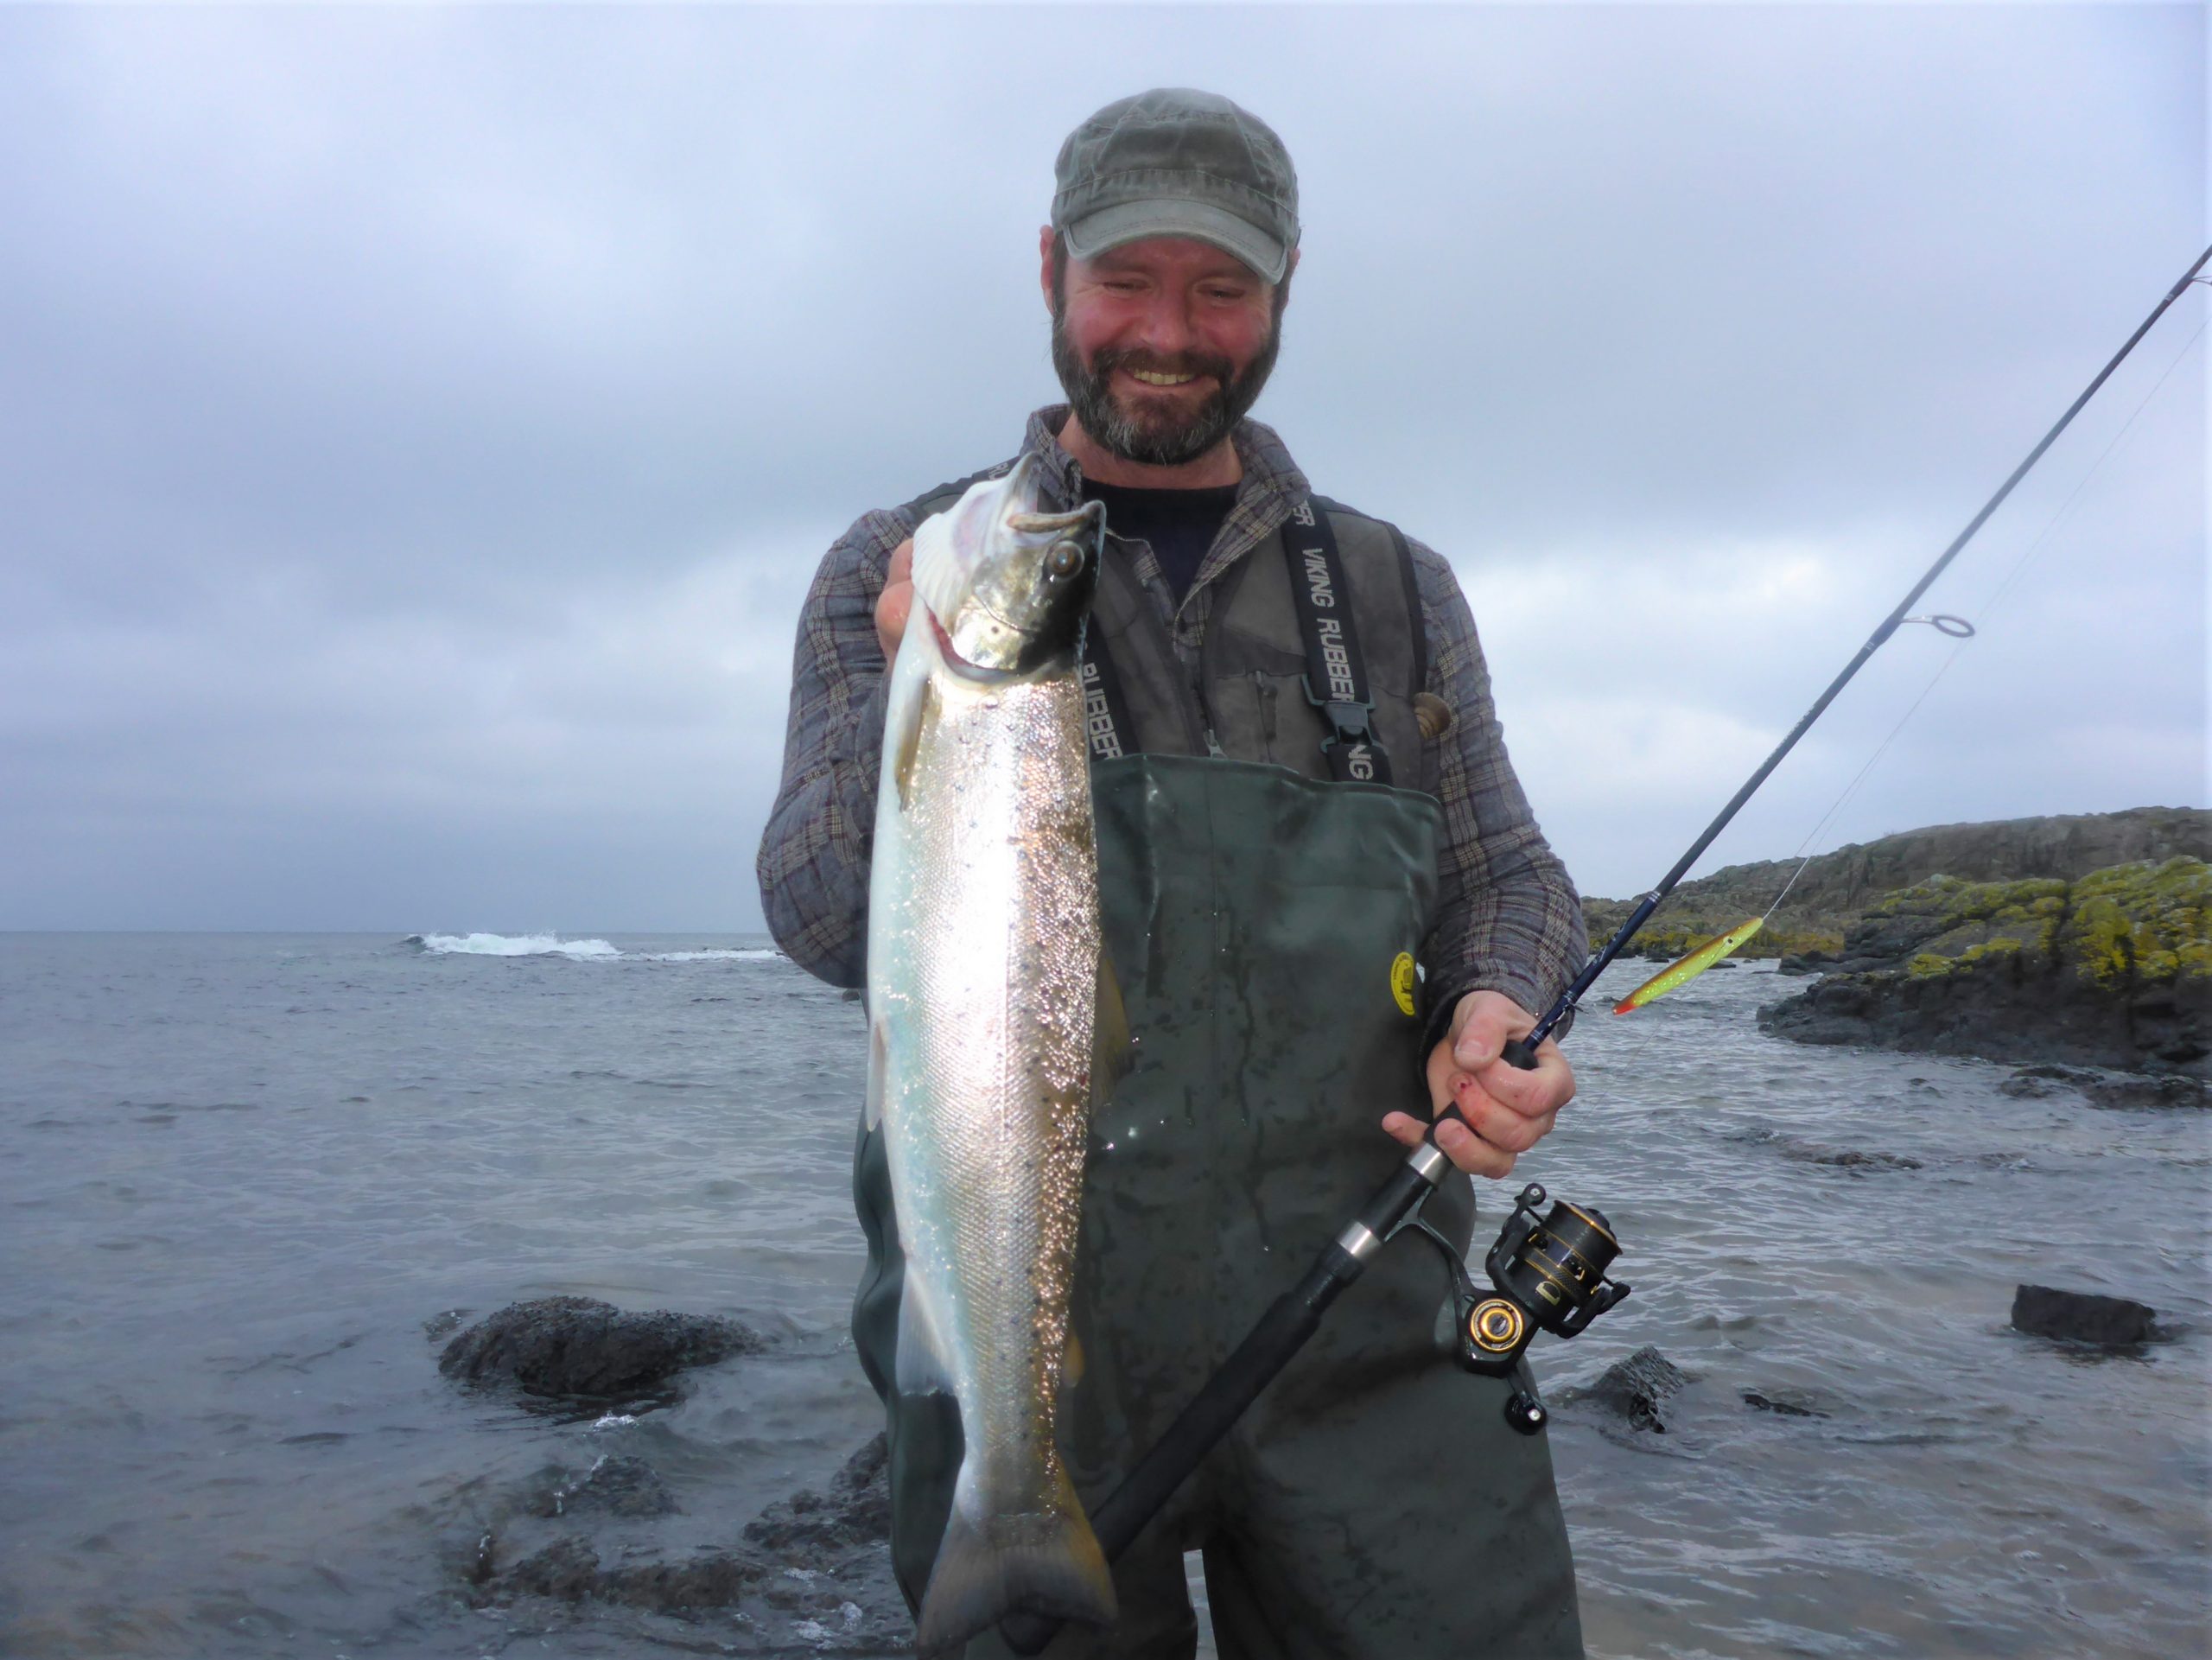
[1,932,2205,1658]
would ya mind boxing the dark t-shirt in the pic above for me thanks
[1081,480,1240,606]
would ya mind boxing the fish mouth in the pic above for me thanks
[927,607,1017,682]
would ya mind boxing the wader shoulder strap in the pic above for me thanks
[1282,499,1390,785]
[1078,629,1136,763]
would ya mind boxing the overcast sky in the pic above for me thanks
[2,2,2203,933]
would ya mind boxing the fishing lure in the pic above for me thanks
[1613,918,1764,1013]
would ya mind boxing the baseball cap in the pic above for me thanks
[1052,89,1300,284]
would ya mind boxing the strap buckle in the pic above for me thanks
[1303,681,1376,745]
[1305,680,1386,781]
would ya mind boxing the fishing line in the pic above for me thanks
[1760,308,2211,924]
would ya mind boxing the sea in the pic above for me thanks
[2,932,2205,1659]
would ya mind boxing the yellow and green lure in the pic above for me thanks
[1613,918,1765,1014]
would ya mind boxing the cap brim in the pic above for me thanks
[1062,199,1289,283]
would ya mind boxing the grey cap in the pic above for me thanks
[1052,89,1300,283]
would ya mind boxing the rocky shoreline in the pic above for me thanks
[1582,807,2209,1079]
[428,1298,912,1654]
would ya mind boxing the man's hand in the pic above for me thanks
[875,537,915,660]
[1382,989,1574,1179]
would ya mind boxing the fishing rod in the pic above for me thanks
[1000,241,2212,1656]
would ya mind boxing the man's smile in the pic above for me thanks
[1118,366,1205,389]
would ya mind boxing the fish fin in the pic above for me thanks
[908,505,969,639]
[1062,1328,1084,1390]
[1090,950,1134,1105]
[914,1471,1116,1654]
[864,1017,887,1133]
[889,677,936,814]
[893,1270,957,1398]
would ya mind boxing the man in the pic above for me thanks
[760,89,1587,1658]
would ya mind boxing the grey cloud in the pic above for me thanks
[0,3,2200,926]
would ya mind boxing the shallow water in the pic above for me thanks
[0,934,2204,1657]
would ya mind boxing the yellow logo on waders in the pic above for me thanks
[1389,951,1418,1017]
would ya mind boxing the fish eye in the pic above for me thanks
[1045,540,1086,579]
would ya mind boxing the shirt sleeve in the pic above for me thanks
[1406,534,1588,1049]
[754,505,919,987]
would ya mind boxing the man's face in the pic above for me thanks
[1044,232,1288,468]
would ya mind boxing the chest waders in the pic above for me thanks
[852,493,1583,1659]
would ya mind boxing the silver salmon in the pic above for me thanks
[864,455,1118,1653]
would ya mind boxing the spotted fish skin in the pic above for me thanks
[864,455,1116,1654]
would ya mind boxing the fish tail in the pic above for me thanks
[913,1469,1116,1655]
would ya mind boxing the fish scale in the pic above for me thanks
[863,456,1117,1653]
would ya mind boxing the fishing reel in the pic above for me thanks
[1402,1183,1631,1435]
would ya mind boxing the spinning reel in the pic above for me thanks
[1403,1182,1631,1435]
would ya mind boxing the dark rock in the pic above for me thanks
[2000,1064,2207,1109]
[500,1535,602,1601]
[2085,1073,2208,1110]
[1796,1150,1920,1177]
[744,1434,889,1553]
[433,1524,499,1587]
[491,1533,766,1613]
[1800,1148,1922,1173]
[1999,1064,2104,1098]
[1777,952,1833,976]
[2012,1283,2157,1348]
[528,1455,678,1519]
[1758,856,2210,1076]
[438,1296,765,1402]
[1742,1390,1827,1419]
[1729,1126,1920,1173]
[1577,1345,1686,1433]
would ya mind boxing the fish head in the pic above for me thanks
[911,453,1107,677]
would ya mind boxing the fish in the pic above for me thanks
[864,454,1120,1654]
[1612,917,1765,1013]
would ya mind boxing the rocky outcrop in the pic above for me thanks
[457,1437,908,1653]
[438,1296,766,1405]
[1582,805,2208,964]
[1757,858,2209,1075]
[1561,1345,1688,1433]
[1999,1064,2208,1110]
[2011,1285,2158,1347]
[743,1434,892,1554]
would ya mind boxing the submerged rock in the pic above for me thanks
[1571,1345,1687,1433]
[2012,1284,2158,1348]
[2000,1064,2208,1109]
[743,1434,890,1553]
[1777,951,1834,976]
[462,1436,912,1652]
[527,1455,678,1519]
[1741,1390,1828,1419]
[438,1296,765,1403]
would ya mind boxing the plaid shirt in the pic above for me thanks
[755,407,1586,1034]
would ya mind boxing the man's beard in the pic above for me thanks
[1051,306,1282,469]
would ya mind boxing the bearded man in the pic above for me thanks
[760,88,1588,1659]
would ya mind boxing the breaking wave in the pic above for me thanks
[407,932,620,959]
[404,933,781,964]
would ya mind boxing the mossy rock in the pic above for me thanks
[2063,858,2210,988]
[1762,855,2210,1073]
